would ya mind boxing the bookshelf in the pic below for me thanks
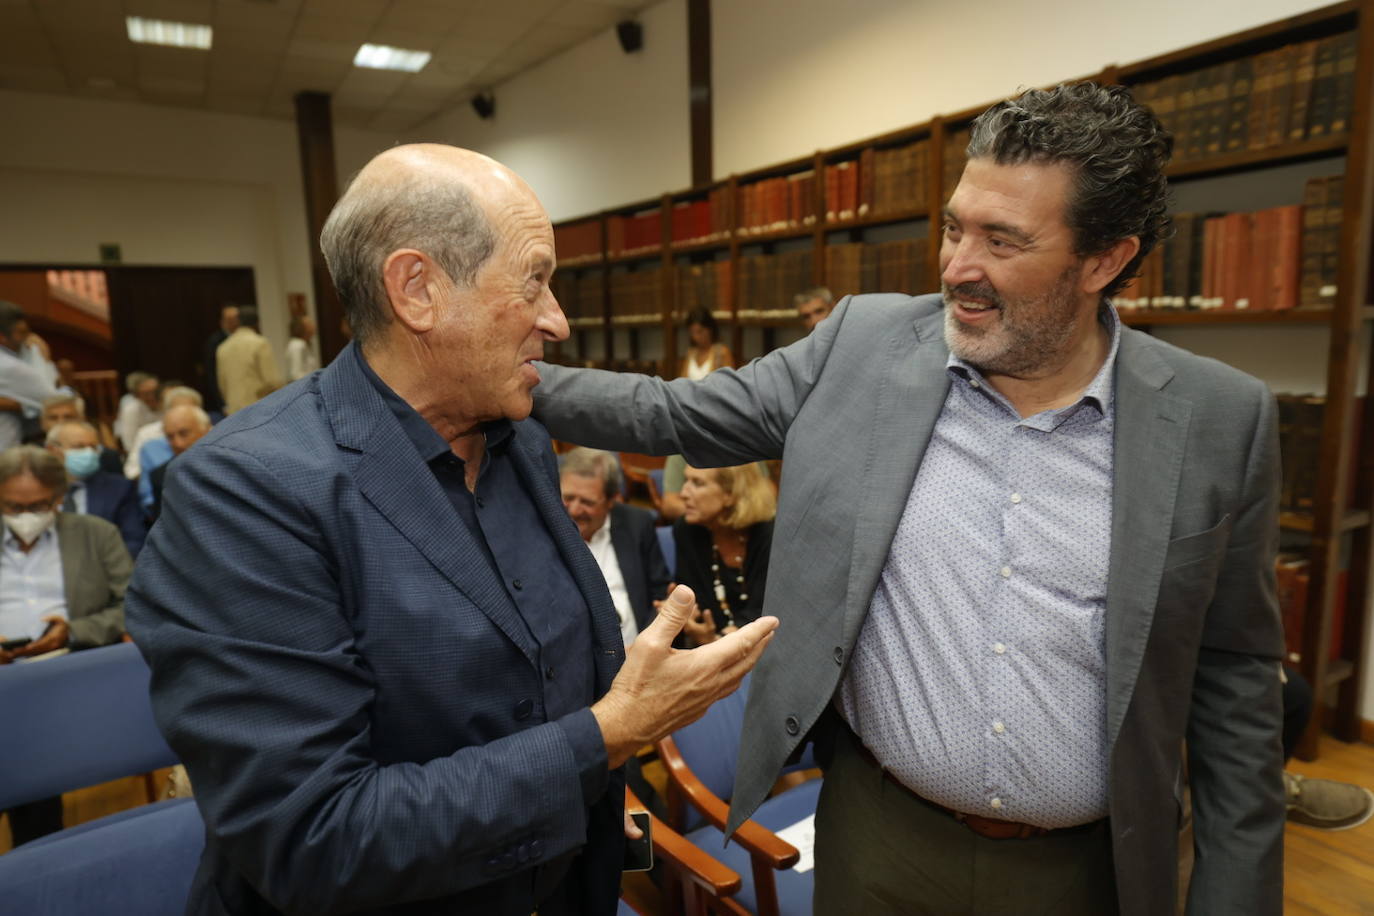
[550,1,1374,755]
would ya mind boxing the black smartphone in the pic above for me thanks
[622,811,653,872]
[0,637,31,651]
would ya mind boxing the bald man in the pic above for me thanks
[146,404,211,521]
[126,145,777,916]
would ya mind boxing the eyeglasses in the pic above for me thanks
[2,499,58,514]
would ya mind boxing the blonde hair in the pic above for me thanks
[696,463,776,529]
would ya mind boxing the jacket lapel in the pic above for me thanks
[842,309,952,641]
[1105,330,1190,750]
[320,344,540,665]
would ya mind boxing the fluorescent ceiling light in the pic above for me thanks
[126,16,212,50]
[354,43,431,72]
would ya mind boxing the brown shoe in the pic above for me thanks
[1285,771,1374,831]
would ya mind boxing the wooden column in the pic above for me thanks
[294,91,347,363]
[688,0,712,185]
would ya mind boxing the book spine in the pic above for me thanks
[1288,40,1317,142]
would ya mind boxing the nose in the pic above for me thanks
[539,286,570,342]
[940,234,985,289]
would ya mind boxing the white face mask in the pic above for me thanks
[5,511,55,545]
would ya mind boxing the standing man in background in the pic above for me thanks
[284,314,319,381]
[533,83,1285,915]
[201,305,238,414]
[0,302,59,452]
[216,305,281,414]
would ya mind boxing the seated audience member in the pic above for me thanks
[124,385,202,481]
[285,314,320,381]
[559,447,672,647]
[673,463,775,645]
[679,307,734,380]
[40,393,121,474]
[0,302,60,451]
[148,405,212,521]
[114,371,159,452]
[795,286,835,332]
[1281,666,1374,829]
[0,445,133,845]
[46,419,146,556]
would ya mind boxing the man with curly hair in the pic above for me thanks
[534,82,1285,914]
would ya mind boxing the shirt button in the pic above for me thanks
[545,665,555,680]
[993,643,1007,655]
[513,699,533,720]
[969,379,980,389]
[1010,493,1022,504]
[832,646,844,665]
[990,797,1003,810]
[999,566,1011,578]
[992,721,1006,734]
[512,579,523,590]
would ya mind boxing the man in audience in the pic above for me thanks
[114,371,159,452]
[0,445,133,844]
[147,404,212,521]
[126,143,776,915]
[40,394,121,474]
[124,384,203,482]
[533,83,1285,915]
[46,419,145,556]
[559,447,672,647]
[216,305,281,414]
[0,302,59,452]
[794,286,834,331]
[285,314,320,381]
[202,305,238,414]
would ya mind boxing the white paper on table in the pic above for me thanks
[775,813,816,873]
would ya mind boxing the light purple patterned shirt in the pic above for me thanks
[838,307,1121,828]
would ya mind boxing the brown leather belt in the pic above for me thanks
[851,739,1100,841]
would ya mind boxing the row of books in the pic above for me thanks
[554,221,602,263]
[675,261,733,320]
[1277,392,1365,514]
[826,239,931,300]
[942,128,971,203]
[1135,32,1356,164]
[736,250,815,318]
[736,173,816,236]
[1115,175,1342,311]
[553,270,605,327]
[607,209,661,257]
[824,139,935,225]
[609,267,665,325]
[670,187,733,246]
[1276,556,1350,665]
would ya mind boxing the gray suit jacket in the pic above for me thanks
[55,511,132,649]
[533,293,1285,915]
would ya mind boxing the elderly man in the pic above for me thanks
[40,393,122,474]
[559,447,671,647]
[0,445,133,843]
[46,419,145,556]
[216,305,282,414]
[794,286,834,332]
[126,144,776,916]
[534,83,1285,915]
[147,404,212,521]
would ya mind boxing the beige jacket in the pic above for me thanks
[217,327,282,414]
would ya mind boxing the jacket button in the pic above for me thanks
[545,665,555,680]
[833,646,844,665]
[514,699,533,720]
[785,715,800,736]
[512,578,523,590]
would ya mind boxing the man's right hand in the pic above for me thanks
[592,585,777,769]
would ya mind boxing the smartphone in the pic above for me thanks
[0,637,31,651]
[622,811,653,872]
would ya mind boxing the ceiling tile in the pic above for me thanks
[302,0,390,21]
[293,13,372,44]
[213,0,302,34]
[204,90,267,117]
[212,25,290,53]
[365,27,441,52]
[546,1,621,30]
[375,1,465,37]
[0,37,60,69]
[0,66,69,93]
[124,0,213,24]
[287,36,359,63]
[135,44,210,80]
[208,51,278,91]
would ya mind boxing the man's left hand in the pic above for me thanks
[9,617,69,659]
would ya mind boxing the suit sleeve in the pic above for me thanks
[66,520,132,649]
[127,443,609,915]
[1184,387,1286,915]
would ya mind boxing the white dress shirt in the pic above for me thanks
[0,526,67,641]
[585,516,638,647]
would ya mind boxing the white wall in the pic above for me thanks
[0,88,395,358]
[411,0,690,222]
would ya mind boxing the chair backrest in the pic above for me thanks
[656,525,677,578]
[0,797,204,916]
[671,673,752,802]
[0,642,177,808]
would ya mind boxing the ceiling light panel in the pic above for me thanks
[126,16,213,50]
[353,43,431,72]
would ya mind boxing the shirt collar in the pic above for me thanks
[946,301,1122,419]
[588,513,612,549]
[353,344,514,464]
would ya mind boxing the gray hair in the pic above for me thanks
[0,445,68,495]
[160,386,204,410]
[165,405,213,431]
[125,370,156,393]
[42,393,81,414]
[558,447,623,500]
[966,82,1172,298]
[320,165,497,346]
[793,286,833,308]
[45,419,97,447]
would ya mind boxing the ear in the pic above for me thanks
[382,249,441,333]
[1081,236,1141,295]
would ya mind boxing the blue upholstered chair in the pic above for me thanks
[658,674,820,916]
[0,795,204,915]
[657,525,677,578]
[0,641,178,811]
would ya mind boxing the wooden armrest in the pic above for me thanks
[627,787,741,897]
[657,736,800,870]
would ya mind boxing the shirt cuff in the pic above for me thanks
[556,707,610,807]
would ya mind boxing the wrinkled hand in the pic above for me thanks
[592,585,777,769]
[9,617,69,660]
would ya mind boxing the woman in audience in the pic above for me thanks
[678,307,734,380]
[671,463,775,645]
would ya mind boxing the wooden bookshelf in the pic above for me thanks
[551,2,1374,756]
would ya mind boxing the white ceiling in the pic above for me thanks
[0,0,655,132]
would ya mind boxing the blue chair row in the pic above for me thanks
[657,524,677,578]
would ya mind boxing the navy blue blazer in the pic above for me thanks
[76,470,145,557]
[607,503,671,633]
[126,344,627,916]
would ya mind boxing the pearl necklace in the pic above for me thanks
[710,541,747,631]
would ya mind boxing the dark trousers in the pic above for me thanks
[814,727,1118,915]
[1281,665,1313,762]
[4,795,63,846]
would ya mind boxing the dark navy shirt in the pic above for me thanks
[354,346,606,809]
